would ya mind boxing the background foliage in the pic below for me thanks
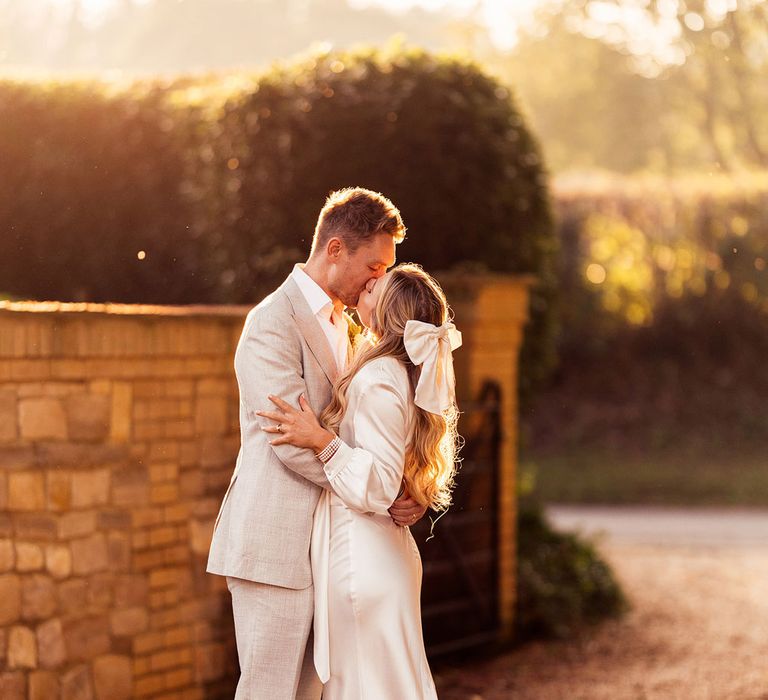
[0,48,557,401]
[521,174,768,505]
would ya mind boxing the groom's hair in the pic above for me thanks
[311,187,406,254]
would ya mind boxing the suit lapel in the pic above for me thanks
[281,275,339,385]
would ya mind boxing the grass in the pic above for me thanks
[521,445,768,506]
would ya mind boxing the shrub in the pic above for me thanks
[515,500,627,641]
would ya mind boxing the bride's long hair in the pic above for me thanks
[320,263,460,511]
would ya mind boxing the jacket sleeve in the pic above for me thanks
[321,375,407,514]
[235,309,330,489]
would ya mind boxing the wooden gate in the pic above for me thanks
[411,380,503,657]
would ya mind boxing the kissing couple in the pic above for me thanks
[207,187,462,699]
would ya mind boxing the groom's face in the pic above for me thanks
[329,234,396,308]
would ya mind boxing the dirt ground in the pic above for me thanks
[434,510,768,699]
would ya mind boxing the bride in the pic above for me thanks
[257,263,462,698]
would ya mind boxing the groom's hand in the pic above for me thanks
[389,493,428,527]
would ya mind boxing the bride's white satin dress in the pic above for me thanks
[311,356,438,699]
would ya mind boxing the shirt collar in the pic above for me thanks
[291,264,336,317]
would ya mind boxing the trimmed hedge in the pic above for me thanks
[0,48,557,400]
[0,79,212,303]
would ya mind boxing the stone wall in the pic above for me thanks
[0,278,530,698]
[0,302,245,699]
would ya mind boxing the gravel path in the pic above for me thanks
[434,506,768,700]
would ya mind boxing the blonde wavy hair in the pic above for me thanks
[320,263,460,511]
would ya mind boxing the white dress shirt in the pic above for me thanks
[291,264,349,371]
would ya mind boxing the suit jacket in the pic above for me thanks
[207,272,344,589]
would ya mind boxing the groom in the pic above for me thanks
[207,187,428,699]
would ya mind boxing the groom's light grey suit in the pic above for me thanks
[207,271,343,699]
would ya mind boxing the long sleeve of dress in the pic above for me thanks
[321,376,408,515]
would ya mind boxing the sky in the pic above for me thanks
[45,0,549,49]
[350,0,548,48]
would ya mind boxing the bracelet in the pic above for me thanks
[315,436,341,463]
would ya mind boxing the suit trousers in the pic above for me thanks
[226,576,323,700]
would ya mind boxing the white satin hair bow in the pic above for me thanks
[403,319,462,415]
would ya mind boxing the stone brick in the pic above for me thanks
[36,618,66,669]
[164,666,193,689]
[164,625,192,647]
[93,654,133,700]
[199,435,237,468]
[0,573,22,624]
[21,574,57,620]
[61,663,94,700]
[112,466,149,507]
[0,671,25,700]
[179,470,204,498]
[87,572,114,608]
[29,670,59,700]
[178,441,198,467]
[42,441,126,468]
[151,647,192,671]
[97,509,131,529]
[7,625,37,668]
[71,469,110,508]
[132,629,165,654]
[47,469,72,511]
[14,513,58,540]
[0,389,18,442]
[196,377,229,396]
[133,672,165,696]
[63,615,110,662]
[163,419,194,439]
[150,482,179,505]
[7,471,45,511]
[58,579,88,615]
[0,445,36,470]
[0,538,14,572]
[45,544,72,579]
[165,379,194,398]
[107,532,131,571]
[194,395,228,436]
[111,382,133,443]
[149,567,179,589]
[148,441,179,461]
[110,606,149,636]
[58,510,97,539]
[88,379,112,395]
[49,359,88,380]
[70,533,108,575]
[15,542,44,572]
[114,574,148,608]
[149,526,178,547]
[132,506,164,528]
[65,393,111,442]
[18,397,67,440]
[190,519,214,556]
[163,503,189,524]
[149,462,179,483]
[195,642,226,682]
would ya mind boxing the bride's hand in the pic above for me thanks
[257,394,335,453]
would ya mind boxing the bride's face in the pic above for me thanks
[356,271,390,329]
